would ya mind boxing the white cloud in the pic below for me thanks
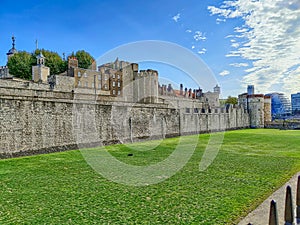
[172,13,181,22]
[234,27,248,33]
[208,0,300,95]
[225,35,235,39]
[230,63,249,67]
[225,52,241,57]
[191,45,195,49]
[282,65,300,94]
[186,29,192,33]
[216,18,226,24]
[231,43,240,48]
[198,48,207,54]
[194,31,207,41]
[219,70,230,76]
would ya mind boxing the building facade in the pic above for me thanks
[265,92,292,119]
[203,85,221,108]
[291,92,300,113]
[247,85,254,95]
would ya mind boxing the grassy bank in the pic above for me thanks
[0,129,299,224]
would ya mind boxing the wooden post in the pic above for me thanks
[296,176,300,224]
[269,200,279,225]
[284,185,294,225]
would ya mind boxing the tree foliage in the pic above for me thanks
[7,49,95,80]
[7,51,35,80]
[75,50,95,69]
[225,96,238,105]
[34,49,67,75]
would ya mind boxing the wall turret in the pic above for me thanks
[32,52,50,83]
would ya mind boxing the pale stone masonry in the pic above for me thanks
[238,85,272,128]
[32,52,50,83]
[0,45,266,157]
[0,77,249,158]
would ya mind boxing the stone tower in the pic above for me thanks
[264,96,272,123]
[214,84,221,94]
[238,85,272,128]
[32,52,50,83]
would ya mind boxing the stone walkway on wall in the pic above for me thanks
[238,172,300,225]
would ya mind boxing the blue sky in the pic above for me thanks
[1,0,300,98]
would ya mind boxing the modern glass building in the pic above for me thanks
[247,85,254,95]
[291,92,300,113]
[265,92,292,119]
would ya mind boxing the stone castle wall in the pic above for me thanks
[0,80,250,158]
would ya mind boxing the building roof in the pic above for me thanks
[36,52,45,59]
[7,36,18,56]
[248,94,264,98]
[7,48,17,55]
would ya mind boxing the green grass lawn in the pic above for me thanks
[0,129,299,224]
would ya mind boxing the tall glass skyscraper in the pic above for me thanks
[247,85,254,95]
[265,92,292,119]
[291,92,300,113]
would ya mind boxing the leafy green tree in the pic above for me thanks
[34,49,67,75]
[7,51,35,80]
[225,96,238,105]
[75,50,95,69]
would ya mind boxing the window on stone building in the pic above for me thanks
[98,75,101,80]
[92,82,95,88]
[78,81,81,86]
[84,72,87,77]
[78,72,81,77]
[105,75,108,80]
[112,74,115,79]
[113,90,116,95]
[117,74,120,79]
[104,84,108,89]
[118,82,120,87]
[118,90,121,95]
[113,81,115,87]
[85,82,88,87]
[98,83,101,89]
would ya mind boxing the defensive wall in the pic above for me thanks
[265,121,300,130]
[0,79,250,158]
